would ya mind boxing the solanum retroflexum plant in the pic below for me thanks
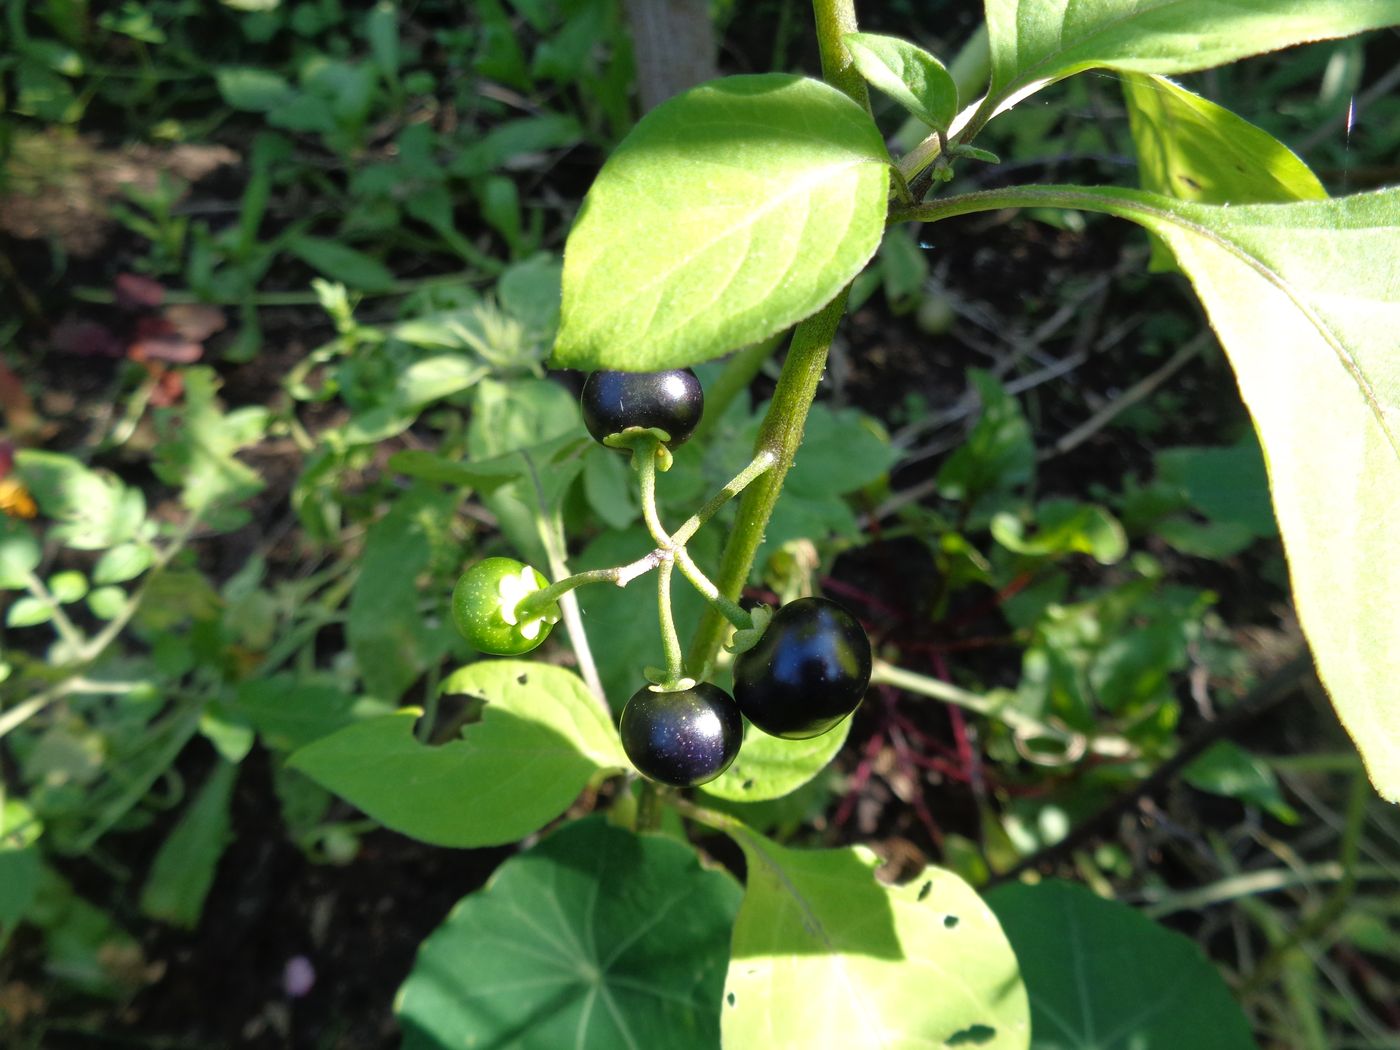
[285,4,1400,1048]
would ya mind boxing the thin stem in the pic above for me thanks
[517,552,663,620]
[656,556,685,685]
[23,569,86,653]
[674,548,751,630]
[636,782,664,832]
[670,450,776,547]
[685,294,849,675]
[636,438,672,546]
[518,449,608,706]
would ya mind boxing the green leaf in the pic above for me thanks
[289,662,625,847]
[1122,73,1325,271]
[991,500,1128,565]
[937,370,1035,502]
[701,717,849,802]
[0,517,41,589]
[286,234,395,292]
[6,596,53,628]
[946,184,1400,798]
[91,543,153,585]
[1,801,41,947]
[139,760,238,929]
[844,31,958,131]
[1156,438,1278,538]
[1185,741,1299,824]
[236,675,388,752]
[347,488,455,702]
[1123,73,1325,207]
[342,355,491,444]
[215,67,294,111]
[723,826,1029,1048]
[15,451,145,551]
[397,817,740,1049]
[47,570,88,604]
[153,368,268,524]
[554,74,890,371]
[982,0,1400,117]
[785,404,898,498]
[987,880,1256,1049]
[582,444,639,530]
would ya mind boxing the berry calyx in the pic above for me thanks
[732,596,871,739]
[620,681,743,787]
[580,369,704,452]
[451,557,561,656]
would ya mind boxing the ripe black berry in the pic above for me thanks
[733,597,872,739]
[619,682,743,787]
[580,369,704,450]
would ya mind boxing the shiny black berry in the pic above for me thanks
[733,597,872,739]
[580,369,704,450]
[619,682,743,787]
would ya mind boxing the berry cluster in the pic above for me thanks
[450,369,872,789]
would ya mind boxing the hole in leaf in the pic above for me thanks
[516,673,529,685]
[946,1024,995,1046]
[742,778,754,790]
[917,880,932,902]
[726,993,736,1007]
[943,915,959,929]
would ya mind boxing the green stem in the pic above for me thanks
[684,0,865,676]
[674,548,751,630]
[636,781,664,832]
[636,438,672,546]
[516,551,663,621]
[812,0,870,111]
[657,556,685,685]
[670,450,776,548]
[23,569,86,653]
[685,292,851,676]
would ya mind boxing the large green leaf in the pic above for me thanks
[982,1,1400,117]
[554,74,890,371]
[14,451,145,551]
[987,881,1255,1049]
[723,826,1029,1048]
[909,183,1400,799]
[289,662,625,847]
[397,817,740,1050]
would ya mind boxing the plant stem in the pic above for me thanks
[23,569,86,653]
[674,548,751,629]
[685,292,850,675]
[516,551,663,620]
[656,556,686,684]
[670,450,776,547]
[636,781,664,832]
[812,0,870,111]
[635,439,672,546]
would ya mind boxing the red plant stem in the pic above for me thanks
[833,728,886,828]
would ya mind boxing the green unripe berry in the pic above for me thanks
[451,557,560,656]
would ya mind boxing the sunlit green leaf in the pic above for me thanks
[702,717,849,803]
[290,662,625,847]
[140,760,238,929]
[723,826,1029,1048]
[554,74,890,371]
[844,31,958,131]
[982,0,1400,118]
